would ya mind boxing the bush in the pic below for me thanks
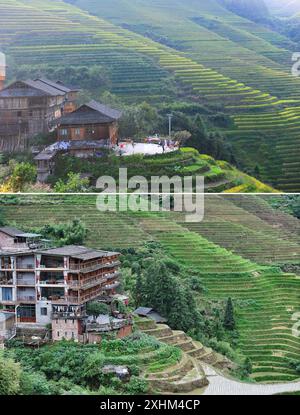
[0,352,21,395]
[20,371,51,395]
[124,377,148,395]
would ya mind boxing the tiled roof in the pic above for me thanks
[58,100,122,125]
[0,79,76,98]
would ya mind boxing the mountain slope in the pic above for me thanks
[2,194,300,382]
[219,0,270,21]
[0,0,300,190]
[70,0,300,190]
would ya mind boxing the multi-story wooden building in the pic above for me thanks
[0,78,78,151]
[0,228,121,335]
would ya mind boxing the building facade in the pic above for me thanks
[0,228,121,334]
[57,100,122,147]
[0,78,78,151]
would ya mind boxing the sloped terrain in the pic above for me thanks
[0,0,300,189]
[1,194,300,382]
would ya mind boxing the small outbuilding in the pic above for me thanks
[133,307,167,324]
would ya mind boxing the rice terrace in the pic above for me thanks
[0,0,300,191]
[0,0,300,399]
[0,194,299,394]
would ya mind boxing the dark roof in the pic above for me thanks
[25,79,66,96]
[38,245,120,259]
[0,226,27,237]
[0,226,41,238]
[134,307,167,323]
[134,307,153,316]
[34,149,58,161]
[36,78,79,93]
[58,100,122,126]
[0,79,76,98]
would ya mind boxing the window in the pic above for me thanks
[65,332,68,337]
[17,111,22,117]
[75,128,80,136]
[2,288,12,301]
[71,332,75,339]
[41,307,48,316]
[60,129,68,137]
[57,331,60,337]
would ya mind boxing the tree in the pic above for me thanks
[173,130,192,147]
[242,357,252,376]
[0,162,37,192]
[54,172,90,193]
[39,219,87,246]
[133,263,143,307]
[86,302,110,318]
[224,297,235,330]
[0,352,21,395]
[141,260,201,333]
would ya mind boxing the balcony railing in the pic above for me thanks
[0,278,13,285]
[16,263,34,270]
[70,260,121,274]
[17,295,36,302]
[39,279,65,286]
[16,279,35,286]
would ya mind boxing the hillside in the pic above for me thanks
[219,0,270,21]
[2,194,300,383]
[50,148,277,193]
[0,0,299,190]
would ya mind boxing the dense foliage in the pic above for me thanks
[37,219,87,246]
[3,334,180,395]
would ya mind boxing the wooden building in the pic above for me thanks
[0,78,78,151]
[57,100,122,146]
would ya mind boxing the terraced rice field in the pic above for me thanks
[0,0,293,190]
[71,0,300,189]
[2,194,300,382]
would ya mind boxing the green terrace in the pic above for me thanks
[0,0,300,189]
[1,194,300,382]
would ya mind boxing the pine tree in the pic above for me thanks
[224,297,235,330]
[134,271,144,307]
[243,357,253,376]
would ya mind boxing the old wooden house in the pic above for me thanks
[57,100,122,146]
[0,78,78,151]
[35,100,122,182]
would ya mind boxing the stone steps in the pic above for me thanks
[140,321,233,372]
[157,330,188,345]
